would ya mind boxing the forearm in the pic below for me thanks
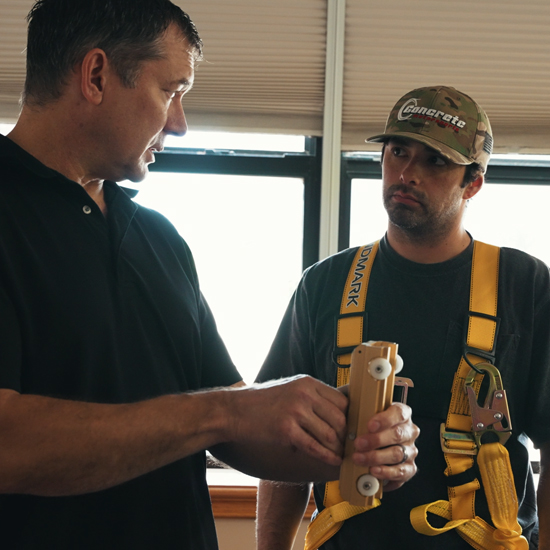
[0,388,232,496]
[0,375,348,496]
[211,441,339,483]
[538,444,550,549]
[256,480,312,550]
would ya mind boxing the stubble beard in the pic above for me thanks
[383,184,460,244]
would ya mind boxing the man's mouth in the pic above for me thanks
[391,191,421,206]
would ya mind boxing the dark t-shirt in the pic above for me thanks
[0,134,242,549]
[258,235,550,549]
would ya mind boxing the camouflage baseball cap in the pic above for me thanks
[367,86,493,173]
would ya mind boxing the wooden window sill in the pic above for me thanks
[210,485,316,519]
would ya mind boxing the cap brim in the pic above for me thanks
[366,131,472,166]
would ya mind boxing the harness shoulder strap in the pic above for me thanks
[305,242,379,550]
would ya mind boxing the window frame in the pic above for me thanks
[145,143,549,516]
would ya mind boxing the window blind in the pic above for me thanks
[0,0,548,153]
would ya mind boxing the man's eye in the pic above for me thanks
[392,147,404,156]
[430,156,446,166]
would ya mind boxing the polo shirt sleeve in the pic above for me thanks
[198,292,243,389]
[0,284,22,391]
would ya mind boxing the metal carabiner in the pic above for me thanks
[464,363,512,448]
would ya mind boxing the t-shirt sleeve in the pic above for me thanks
[0,284,22,391]
[524,261,550,448]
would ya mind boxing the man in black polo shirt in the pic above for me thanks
[0,1,419,548]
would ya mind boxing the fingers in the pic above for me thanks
[351,442,418,491]
[286,424,343,467]
[354,402,418,452]
[285,377,347,459]
[368,443,418,492]
[350,402,420,488]
[246,376,349,466]
[310,383,348,445]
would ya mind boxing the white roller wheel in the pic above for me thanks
[394,354,404,374]
[368,357,392,380]
[356,474,380,497]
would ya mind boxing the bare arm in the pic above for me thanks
[0,388,235,496]
[0,375,348,496]
[256,481,311,550]
[538,442,550,550]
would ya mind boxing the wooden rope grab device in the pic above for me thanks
[305,339,413,550]
[339,340,413,507]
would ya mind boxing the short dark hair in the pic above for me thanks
[461,162,484,188]
[24,0,203,106]
[380,143,484,188]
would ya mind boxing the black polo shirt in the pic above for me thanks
[0,134,241,549]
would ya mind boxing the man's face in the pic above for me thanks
[382,137,471,241]
[97,25,195,182]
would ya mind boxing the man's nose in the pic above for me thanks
[400,158,421,185]
[165,99,188,137]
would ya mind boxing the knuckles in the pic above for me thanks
[390,402,409,423]
[392,424,405,442]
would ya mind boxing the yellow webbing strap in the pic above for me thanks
[410,241,527,549]
[336,241,379,367]
[410,444,524,550]
[304,242,379,550]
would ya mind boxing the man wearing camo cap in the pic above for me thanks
[256,86,549,549]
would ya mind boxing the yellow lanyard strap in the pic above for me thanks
[410,443,525,550]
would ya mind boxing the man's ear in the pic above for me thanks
[463,174,483,200]
[80,48,110,105]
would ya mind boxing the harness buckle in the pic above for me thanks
[465,363,512,448]
[439,424,478,455]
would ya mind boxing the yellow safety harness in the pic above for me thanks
[305,240,527,550]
